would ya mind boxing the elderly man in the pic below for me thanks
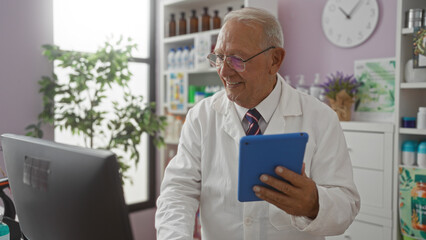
[156,7,360,240]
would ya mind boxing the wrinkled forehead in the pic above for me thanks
[214,20,264,54]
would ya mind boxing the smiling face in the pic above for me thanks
[214,20,283,109]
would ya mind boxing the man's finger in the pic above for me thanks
[259,174,294,195]
[274,166,305,187]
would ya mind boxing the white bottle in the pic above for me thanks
[175,47,183,70]
[167,48,176,70]
[182,46,190,70]
[417,107,426,129]
[284,75,291,86]
[174,116,183,141]
[417,141,426,168]
[189,45,195,70]
[310,73,323,99]
[296,75,309,94]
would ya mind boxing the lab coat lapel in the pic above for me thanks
[212,92,246,144]
[264,75,303,135]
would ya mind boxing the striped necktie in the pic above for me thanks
[245,108,262,136]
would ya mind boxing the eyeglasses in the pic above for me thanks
[207,46,276,72]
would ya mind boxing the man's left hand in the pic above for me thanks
[253,164,319,219]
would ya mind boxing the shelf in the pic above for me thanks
[164,68,217,75]
[340,121,394,133]
[400,82,426,89]
[399,128,426,135]
[164,29,220,44]
[164,0,241,8]
[165,139,179,145]
[402,28,414,35]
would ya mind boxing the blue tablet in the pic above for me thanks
[238,132,309,202]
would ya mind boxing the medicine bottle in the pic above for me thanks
[169,13,176,37]
[213,10,221,29]
[411,174,426,231]
[418,141,426,168]
[201,7,210,31]
[190,9,198,33]
[179,12,187,35]
[402,140,418,166]
[418,107,426,129]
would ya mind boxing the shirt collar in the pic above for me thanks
[234,78,282,123]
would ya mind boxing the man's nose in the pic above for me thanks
[218,59,235,77]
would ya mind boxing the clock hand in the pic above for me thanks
[348,0,362,18]
[338,7,351,19]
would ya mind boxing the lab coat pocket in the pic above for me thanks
[269,204,293,231]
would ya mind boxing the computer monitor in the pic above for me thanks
[0,134,134,240]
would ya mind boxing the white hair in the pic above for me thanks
[224,7,284,48]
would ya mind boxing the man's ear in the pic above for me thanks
[269,48,285,75]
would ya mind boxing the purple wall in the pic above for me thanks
[0,0,55,173]
[277,0,397,86]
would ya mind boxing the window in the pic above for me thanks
[53,0,156,211]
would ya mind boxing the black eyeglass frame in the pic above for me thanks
[207,46,276,72]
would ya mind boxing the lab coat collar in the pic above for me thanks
[211,74,303,141]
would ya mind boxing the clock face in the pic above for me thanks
[322,0,379,48]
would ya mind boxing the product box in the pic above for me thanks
[413,27,426,68]
[399,166,426,239]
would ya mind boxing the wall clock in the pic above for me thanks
[322,0,379,48]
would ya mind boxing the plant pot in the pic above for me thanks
[328,90,354,121]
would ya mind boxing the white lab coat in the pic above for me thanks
[156,75,360,240]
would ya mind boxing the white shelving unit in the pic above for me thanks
[394,1,426,239]
[158,0,278,177]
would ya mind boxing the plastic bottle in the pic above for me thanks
[296,75,309,94]
[175,47,183,70]
[179,12,187,35]
[202,7,210,31]
[310,73,323,99]
[0,215,9,240]
[417,107,426,129]
[190,10,199,33]
[411,174,426,231]
[402,140,418,166]
[174,116,183,141]
[213,10,221,29]
[284,75,291,86]
[189,45,195,69]
[167,48,175,70]
[418,141,426,168]
[182,46,190,70]
[169,13,176,37]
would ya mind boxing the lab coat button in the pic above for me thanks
[244,217,253,226]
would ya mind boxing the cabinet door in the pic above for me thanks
[326,219,391,240]
[344,131,384,170]
[343,131,392,218]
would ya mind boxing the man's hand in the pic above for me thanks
[252,164,319,219]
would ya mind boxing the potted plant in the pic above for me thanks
[26,37,167,183]
[322,71,361,121]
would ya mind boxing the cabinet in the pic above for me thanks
[325,122,394,240]
[394,1,426,239]
[158,0,278,176]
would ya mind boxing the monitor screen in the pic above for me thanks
[0,134,133,240]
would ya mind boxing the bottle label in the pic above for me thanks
[412,195,426,231]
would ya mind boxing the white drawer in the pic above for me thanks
[353,168,383,210]
[343,131,384,170]
[326,219,391,240]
